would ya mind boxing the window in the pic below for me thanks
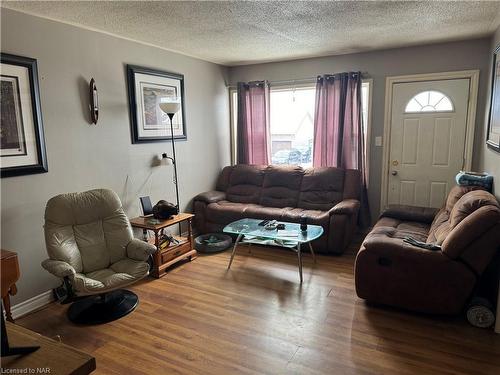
[229,80,372,166]
[405,90,453,113]
[269,85,315,167]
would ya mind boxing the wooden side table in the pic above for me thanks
[1,249,20,322]
[130,213,197,278]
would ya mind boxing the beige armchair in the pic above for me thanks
[42,189,156,324]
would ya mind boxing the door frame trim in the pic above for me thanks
[380,70,480,212]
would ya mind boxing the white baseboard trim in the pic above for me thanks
[11,290,54,320]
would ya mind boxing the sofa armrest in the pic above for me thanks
[362,235,442,261]
[330,199,360,215]
[127,238,157,261]
[381,205,438,224]
[193,190,226,204]
[41,259,76,278]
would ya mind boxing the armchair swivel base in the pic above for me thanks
[67,289,138,325]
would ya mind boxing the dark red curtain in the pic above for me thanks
[313,72,370,226]
[237,81,270,165]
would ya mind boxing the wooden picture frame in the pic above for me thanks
[0,53,48,178]
[127,65,187,143]
[487,44,500,153]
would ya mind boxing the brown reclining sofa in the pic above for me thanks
[193,164,361,254]
[355,186,500,314]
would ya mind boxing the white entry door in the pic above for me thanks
[387,78,471,208]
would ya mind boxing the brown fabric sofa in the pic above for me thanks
[193,164,361,254]
[355,186,500,314]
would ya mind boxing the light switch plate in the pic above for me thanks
[375,136,383,146]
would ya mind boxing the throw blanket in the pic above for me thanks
[455,171,493,191]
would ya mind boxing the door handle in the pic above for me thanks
[391,171,398,176]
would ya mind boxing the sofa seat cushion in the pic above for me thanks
[245,205,287,220]
[282,207,330,227]
[206,200,256,224]
[368,217,430,242]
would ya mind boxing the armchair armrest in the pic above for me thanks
[127,238,156,261]
[329,199,360,215]
[41,259,76,278]
[193,190,226,204]
[381,205,438,224]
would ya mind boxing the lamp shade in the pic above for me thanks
[157,153,174,166]
[159,102,181,115]
[160,157,174,166]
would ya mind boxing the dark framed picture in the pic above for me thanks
[127,65,186,143]
[0,53,48,178]
[487,44,500,152]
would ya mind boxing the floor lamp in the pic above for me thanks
[159,98,182,233]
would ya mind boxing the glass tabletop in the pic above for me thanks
[223,218,324,243]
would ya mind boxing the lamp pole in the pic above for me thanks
[167,113,180,212]
[159,99,182,235]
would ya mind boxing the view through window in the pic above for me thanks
[270,86,315,167]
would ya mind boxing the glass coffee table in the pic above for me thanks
[223,218,324,282]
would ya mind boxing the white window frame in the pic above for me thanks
[362,79,373,188]
[229,87,238,165]
[404,90,454,113]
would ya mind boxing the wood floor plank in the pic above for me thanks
[16,237,500,374]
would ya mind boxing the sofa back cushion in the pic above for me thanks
[298,167,346,210]
[222,165,361,211]
[449,190,499,227]
[216,165,234,191]
[427,185,485,244]
[441,190,500,260]
[260,165,304,208]
[343,169,362,200]
[226,164,265,204]
[445,185,483,212]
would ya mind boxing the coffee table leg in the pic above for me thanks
[308,242,316,263]
[297,242,303,283]
[228,233,243,269]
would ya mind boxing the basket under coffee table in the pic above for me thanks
[223,218,324,283]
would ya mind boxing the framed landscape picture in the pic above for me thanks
[0,53,48,177]
[127,65,186,143]
[487,44,500,152]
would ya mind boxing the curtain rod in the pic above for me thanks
[226,72,370,88]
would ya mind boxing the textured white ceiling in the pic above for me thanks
[2,1,500,66]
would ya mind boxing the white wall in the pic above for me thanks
[0,9,231,304]
[229,39,492,220]
[478,27,500,200]
[475,26,500,335]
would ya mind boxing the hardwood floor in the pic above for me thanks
[18,234,500,375]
